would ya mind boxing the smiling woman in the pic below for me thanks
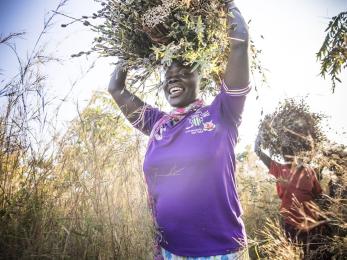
[108,1,251,259]
[163,62,200,107]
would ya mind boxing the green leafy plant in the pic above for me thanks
[65,0,231,93]
[317,11,347,92]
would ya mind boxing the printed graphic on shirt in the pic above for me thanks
[185,110,216,135]
[155,125,167,141]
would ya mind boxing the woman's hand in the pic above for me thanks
[107,61,145,125]
[223,1,250,89]
[254,133,262,154]
[108,62,128,95]
[225,1,249,46]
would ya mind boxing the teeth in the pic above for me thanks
[169,87,183,95]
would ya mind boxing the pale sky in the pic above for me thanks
[0,0,346,149]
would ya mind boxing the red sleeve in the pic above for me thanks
[269,160,281,178]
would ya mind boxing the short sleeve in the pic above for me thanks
[210,80,251,127]
[131,104,165,136]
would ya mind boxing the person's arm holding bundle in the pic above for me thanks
[108,63,145,125]
[108,62,164,135]
[254,134,271,169]
[223,0,250,89]
[216,1,251,127]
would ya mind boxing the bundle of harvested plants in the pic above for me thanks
[258,99,326,158]
[71,0,232,92]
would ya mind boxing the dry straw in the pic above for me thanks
[258,98,326,159]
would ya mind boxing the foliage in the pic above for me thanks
[256,219,304,260]
[239,146,347,260]
[66,0,230,93]
[306,142,347,259]
[309,196,347,259]
[54,92,155,259]
[236,146,281,237]
[236,146,282,258]
[0,1,69,257]
[258,98,326,159]
[317,11,347,92]
[311,142,347,181]
[0,90,156,259]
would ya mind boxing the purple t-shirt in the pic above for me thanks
[133,84,250,257]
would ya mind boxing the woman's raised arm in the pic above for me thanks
[108,63,145,125]
[223,1,250,88]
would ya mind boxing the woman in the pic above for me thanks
[108,1,250,259]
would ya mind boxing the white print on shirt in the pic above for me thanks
[185,110,216,135]
[155,125,166,141]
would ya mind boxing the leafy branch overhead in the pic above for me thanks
[317,11,347,92]
[60,0,250,94]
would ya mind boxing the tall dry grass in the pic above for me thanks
[53,92,155,259]
[0,1,155,258]
[236,146,281,238]
[0,89,156,258]
[236,146,346,259]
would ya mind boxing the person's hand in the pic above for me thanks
[224,0,249,46]
[108,61,128,94]
[254,133,262,154]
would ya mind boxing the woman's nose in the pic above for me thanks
[168,78,179,85]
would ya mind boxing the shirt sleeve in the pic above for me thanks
[269,160,281,178]
[131,104,165,136]
[210,80,251,127]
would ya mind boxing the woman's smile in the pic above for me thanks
[167,83,185,98]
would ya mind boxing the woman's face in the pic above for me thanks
[163,62,199,108]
